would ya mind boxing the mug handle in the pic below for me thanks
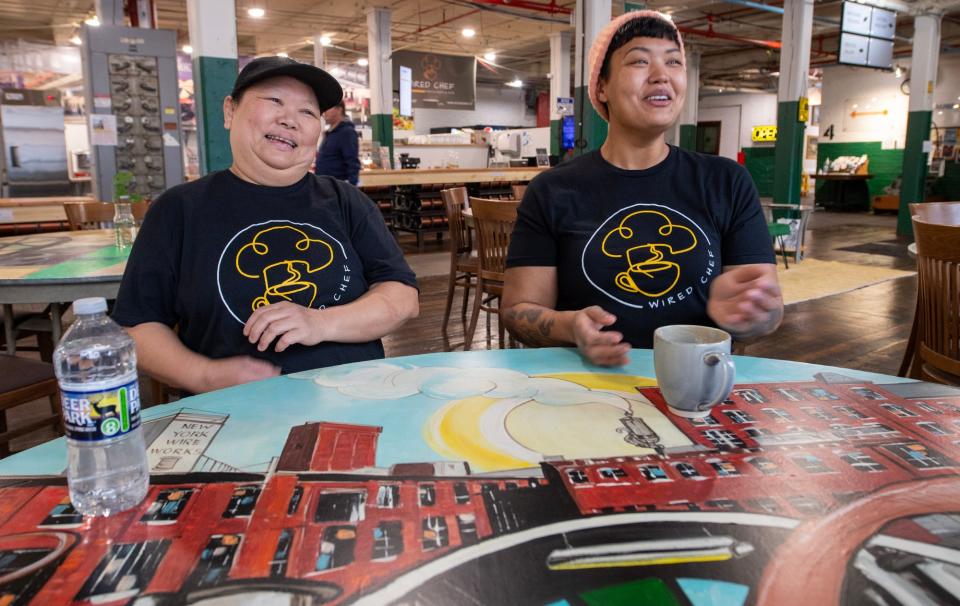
[702,351,736,410]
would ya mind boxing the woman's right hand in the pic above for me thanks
[571,306,631,367]
[201,356,280,392]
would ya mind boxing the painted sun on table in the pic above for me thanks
[307,364,692,471]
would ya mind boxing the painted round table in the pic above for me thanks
[1,348,959,605]
[0,229,128,352]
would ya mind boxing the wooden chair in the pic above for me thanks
[899,202,960,378]
[440,187,478,336]
[511,184,528,201]
[465,197,519,350]
[908,216,960,386]
[0,355,61,458]
[64,201,149,231]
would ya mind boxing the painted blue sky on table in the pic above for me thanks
[0,348,907,476]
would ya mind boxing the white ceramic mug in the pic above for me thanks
[654,325,736,418]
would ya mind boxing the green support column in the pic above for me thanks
[371,113,394,161]
[574,85,608,156]
[193,56,237,173]
[678,125,697,151]
[899,110,933,234]
[773,100,805,205]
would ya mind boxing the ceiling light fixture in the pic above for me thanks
[507,78,523,88]
[84,16,100,26]
[483,51,496,62]
[182,44,193,54]
[462,28,476,38]
[358,58,369,66]
[70,35,82,45]
[277,52,288,57]
[248,7,265,18]
[320,35,332,47]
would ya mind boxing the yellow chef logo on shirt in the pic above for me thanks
[218,220,352,325]
[583,203,714,310]
[601,209,697,297]
[235,225,334,312]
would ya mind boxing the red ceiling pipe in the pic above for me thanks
[396,8,483,40]
[677,25,782,50]
[468,0,572,14]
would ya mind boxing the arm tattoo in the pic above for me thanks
[503,305,566,348]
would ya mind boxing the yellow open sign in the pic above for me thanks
[751,125,777,142]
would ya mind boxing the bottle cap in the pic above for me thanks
[73,297,107,315]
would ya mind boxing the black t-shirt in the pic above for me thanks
[506,146,774,348]
[113,170,416,373]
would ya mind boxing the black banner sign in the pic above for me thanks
[392,50,476,110]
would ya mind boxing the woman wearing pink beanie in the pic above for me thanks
[501,10,782,367]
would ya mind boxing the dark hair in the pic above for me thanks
[599,17,681,81]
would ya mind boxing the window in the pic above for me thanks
[76,540,170,599]
[881,404,918,418]
[711,461,739,477]
[918,421,952,436]
[748,456,780,475]
[734,389,767,404]
[457,514,479,546]
[421,516,449,551]
[40,498,83,526]
[673,462,701,478]
[315,526,356,571]
[453,482,470,504]
[775,388,805,402]
[141,489,193,524]
[566,469,589,484]
[762,408,794,422]
[801,407,837,422]
[287,486,303,515]
[806,388,840,401]
[883,442,955,469]
[746,497,781,513]
[840,451,886,472]
[723,409,755,424]
[315,491,366,522]
[376,485,400,508]
[419,484,437,506]
[185,534,242,589]
[598,467,628,481]
[915,402,941,414]
[705,498,741,511]
[270,529,293,577]
[222,486,260,518]
[851,387,886,401]
[791,453,832,474]
[702,429,747,449]
[834,405,869,420]
[372,521,404,561]
[787,495,825,515]
[639,464,670,481]
[690,413,721,427]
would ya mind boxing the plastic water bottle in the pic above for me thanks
[54,297,149,516]
[113,197,137,250]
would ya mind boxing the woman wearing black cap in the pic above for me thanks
[112,57,419,394]
[501,11,782,367]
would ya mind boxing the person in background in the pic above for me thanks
[112,57,418,394]
[314,101,361,185]
[501,10,782,367]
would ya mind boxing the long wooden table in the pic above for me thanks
[0,229,128,350]
[0,196,96,227]
[1,347,959,604]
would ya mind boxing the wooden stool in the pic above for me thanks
[0,355,62,457]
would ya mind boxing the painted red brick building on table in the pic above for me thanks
[2,374,960,605]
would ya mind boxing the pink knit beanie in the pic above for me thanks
[588,10,685,122]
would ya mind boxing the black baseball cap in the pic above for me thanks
[231,56,343,112]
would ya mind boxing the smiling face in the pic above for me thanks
[223,75,323,186]
[597,36,686,138]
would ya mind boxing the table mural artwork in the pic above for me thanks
[1,348,960,605]
[0,229,127,349]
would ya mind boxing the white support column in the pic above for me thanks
[367,7,393,167]
[186,0,238,174]
[549,31,572,155]
[313,36,327,69]
[573,0,611,154]
[95,0,124,26]
[898,12,942,235]
[772,0,813,205]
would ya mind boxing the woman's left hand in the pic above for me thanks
[244,302,326,353]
